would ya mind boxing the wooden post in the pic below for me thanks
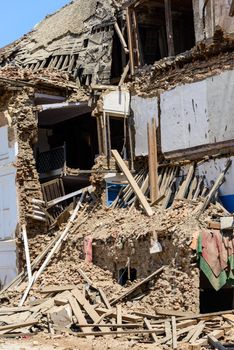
[171,316,177,349]
[164,0,175,56]
[114,22,129,54]
[147,118,159,203]
[96,116,103,155]
[126,8,135,75]
[111,150,154,216]
[132,9,141,67]
[230,0,234,16]
[102,112,108,156]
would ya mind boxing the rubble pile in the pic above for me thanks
[0,192,233,349]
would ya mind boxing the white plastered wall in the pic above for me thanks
[160,70,234,154]
[131,95,158,156]
[0,125,19,287]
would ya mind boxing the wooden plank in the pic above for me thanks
[64,323,143,328]
[95,307,142,322]
[130,174,149,210]
[189,321,205,343]
[148,118,159,203]
[196,330,224,346]
[198,160,232,216]
[230,0,234,16]
[132,9,141,66]
[176,164,195,200]
[78,269,96,288]
[54,327,166,337]
[144,318,158,342]
[175,309,234,321]
[110,266,164,305]
[177,320,197,329]
[47,186,93,208]
[98,288,111,310]
[40,285,78,294]
[117,305,122,335]
[222,313,234,323]
[171,316,177,349]
[114,22,129,54]
[193,177,204,199]
[207,334,226,350]
[164,0,175,56]
[0,307,31,315]
[111,150,154,216]
[33,193,86,286]
[0,320,38,334]
[187,176,198,200]
[183,324,200,343]
[207,221,221,230]
[165,320,172,347]
[126,8,135,75]
[71,289,111,333]
[118,61,130,86]
[68,294,94,339]
[156,309,195,318]
[22,225,32,281]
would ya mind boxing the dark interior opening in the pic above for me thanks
[200,272,234,313]
[119,268,137,286]
[109,117,125,154]
[111,28,123,83]
[36,112,99,177]
[136,0,195,64]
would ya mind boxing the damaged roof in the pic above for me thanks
[0,0,118,85]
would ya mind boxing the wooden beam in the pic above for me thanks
[22,225,32,282]
[197,159,232,216]
[114,22,129,54]
[148,118,159,203]
[156,309,195,318]
[47,186,93,208]
[164,0,175,56]
[126,8,135,75]
[40,285,78,294]
[110,266,164,305]
[68,294,94,339]
[118,61,130,86]
[54,327,166,337]
[144,318,158,342]
[171,316,177,349]
[230,0,234,16]
[111,149,154,216]
[176,164,195,200]
[132,9,141,66]
[71,289,111,333]
[0,320,38,334]
[96,307,142,322]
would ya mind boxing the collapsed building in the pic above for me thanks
[0,0,234,347]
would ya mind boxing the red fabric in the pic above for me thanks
[201,229,228,277]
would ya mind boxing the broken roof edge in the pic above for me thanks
[0,66,84,92]
[130,33,234,96]
[0,2,74,58]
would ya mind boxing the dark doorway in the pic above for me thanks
[109,117,125,154]
[36,112,98,177]
[200,272,234,313]
[118,268,137,286]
